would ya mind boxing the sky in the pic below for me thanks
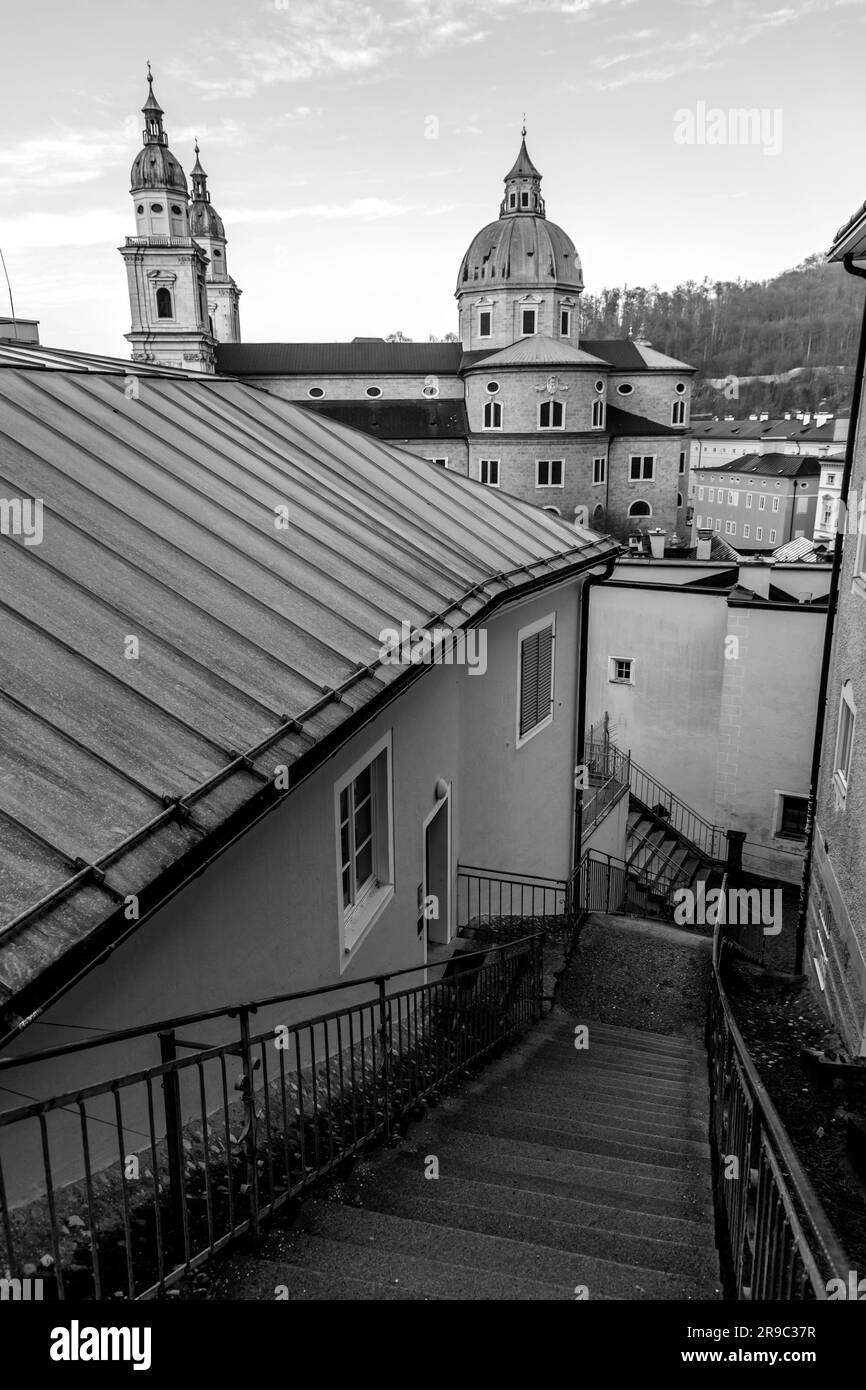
[1,0,865,354]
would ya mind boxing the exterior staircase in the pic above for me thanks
[218,1012,721,1300]
[624,803,723,916]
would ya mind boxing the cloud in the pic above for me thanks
[227,197,410,223]
[0,209,126,250]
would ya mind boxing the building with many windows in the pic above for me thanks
[690,454,820,553]
[120,75,694,544]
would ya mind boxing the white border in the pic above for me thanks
[334,729,394,970]
[516,612,556,749]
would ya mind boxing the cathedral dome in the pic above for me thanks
[456,214,582,293]
[130,143,188,195]
[189,199,225,238]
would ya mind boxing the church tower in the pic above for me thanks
[455,127,583,352]
[189,142,241,343]
[119,66,216,372]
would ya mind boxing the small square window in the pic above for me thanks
[777,793,808,839]
[609,657,634,684]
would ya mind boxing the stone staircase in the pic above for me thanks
[217,1011,721,1301]
[625,804,722,915]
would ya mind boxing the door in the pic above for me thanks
[423,792,451,947]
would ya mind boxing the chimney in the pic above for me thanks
[648,529,666,559]
[743,561,771,598]
[696,528,712,561]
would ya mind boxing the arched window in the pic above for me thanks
[542,505,561,516]
[156,287,173,319]
[628,500,652,518]
[672,400,686,425]
[539,400,564,429]
[592,503,606,527]
[591,399,605,429]
[677,492,683,508]
[483,400,502,429]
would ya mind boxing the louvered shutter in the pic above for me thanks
[519,625,554,737]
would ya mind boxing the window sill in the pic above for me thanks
[833,771,848,812]
[516,713,553,749]
[341,882,394,967]
[851,574,866,600]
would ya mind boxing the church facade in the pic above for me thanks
[121,73,694,542]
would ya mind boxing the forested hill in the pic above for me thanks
[579,256,865,415]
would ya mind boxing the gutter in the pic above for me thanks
[795,252,866,971]
[0,539,618,1049]
[572,551,620,876]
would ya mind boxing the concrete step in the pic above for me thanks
[353,1162,719,1280]
[220,1254,427,1300]
[527,1040,705,1083]
[484,1082,709,1139]
[400,1135,715,1222]
[518,1056,709,1104]
[386,1150,716,1239]
[288,1199,718,1300]
[560,1020,707,1060]
[457,1100,711,1158]
[434,1107,709,1174]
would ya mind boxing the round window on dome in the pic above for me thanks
[171,205,182,216]
[151,203,164,213]
[675,382,686,394]
[136,204,144,215]
[213,249,222,257]
[617,383,634,395]
[594,379,604,393]
[366,386,382,398]
[486,381,500,394]
[308,387,325,399]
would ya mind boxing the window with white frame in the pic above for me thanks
[715,519,722,531]
[728,490,738,505]
[758,495,766,510]
[827,472,837,485]
[428,457,449,468]
[479,458,500,486]
[708,487,715,502]
[854,520,866,590]
[756,526,763,541]
[698,486,705,501]
[745,492,753,509]
[517,615,555,746]
[834,681,856,805]
[593,456,606,485]
[743,524,750,538]
[769,529,777,543]
[336,735,393,956]
[536,459,563,487]
[609,656,634,684]
[483,399,502,430]
[560,307,572,336]
[479,309,492,337]
[696,515,703,527]
[521,306,537,335]
[672,400,686,425]
[591,399,605,429]
[725,521,736,535]
[629,455,654,480]
[539,399,565,429]
[772,496,780,513]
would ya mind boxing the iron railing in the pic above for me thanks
[707,929,850,1299]
[0,936,543,1300]
[582,738,631,838]
[457,865,570,928]
[629,754,728,863]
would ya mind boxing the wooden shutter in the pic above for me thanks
[519,625,554,737]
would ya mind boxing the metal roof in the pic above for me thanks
[216,342,464,377]
[701,453,821,478]
[691,417,840,442]
[0,368,617,1013]
[464,336,608,370]
[581,340,696,373]
[304,398,469,438]
[0,340,195,375]
[606,405,684,438]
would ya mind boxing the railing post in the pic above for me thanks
[531,936,543,1021]
[237,1006,260,1240]
[378,978,391,1142]
[158,1030,185,1244]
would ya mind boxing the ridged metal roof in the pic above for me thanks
[216,342,464,377]
[456,215,583,292]
[0,341,196,375]
[305,398,469,438]
[0,368,617,1010]
[464,336,608,370]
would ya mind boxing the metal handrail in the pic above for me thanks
[0,933,544,1299]
[707,925,850,1298]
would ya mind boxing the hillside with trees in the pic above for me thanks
[579,255,864,417]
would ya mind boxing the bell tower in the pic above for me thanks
[189,141,242,344]
[119,65,216,372]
